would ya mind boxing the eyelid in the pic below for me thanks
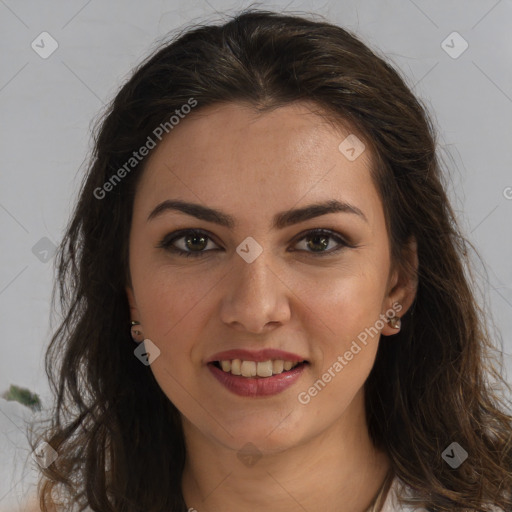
[156,228,221,250]
[291,227,355,248]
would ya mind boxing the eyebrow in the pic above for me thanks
[147,199,368,229]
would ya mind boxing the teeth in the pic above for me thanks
[231,359,241,375]
[216,359,302,377]
[257,360,273,377]
[272,360,284,373]
[241,360,257,377]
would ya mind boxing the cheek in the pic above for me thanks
[306,269,387,333]
[299,268,387,381]
[137,277,206,411]
[132,261,209,340]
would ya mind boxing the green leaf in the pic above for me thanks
[2,384,41,412]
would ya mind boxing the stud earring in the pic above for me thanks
[388,316,401,330]
[130,321,144,343]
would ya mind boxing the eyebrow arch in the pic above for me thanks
[147,199,368,229]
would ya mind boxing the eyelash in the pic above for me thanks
[156,228,354,258]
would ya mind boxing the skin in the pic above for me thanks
[126,101,418,512]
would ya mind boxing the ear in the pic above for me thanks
[126,286,141,323]
[381,235,418,336]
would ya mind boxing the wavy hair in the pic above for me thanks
[31,8,512,512]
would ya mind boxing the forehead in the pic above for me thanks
[135,101,382,230]
[145,101,368,168]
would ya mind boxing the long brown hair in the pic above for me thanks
[31,8,512,511]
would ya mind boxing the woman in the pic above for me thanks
[30,9,511,512]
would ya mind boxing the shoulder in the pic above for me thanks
[380,476,428,512]
[381,476,506,512]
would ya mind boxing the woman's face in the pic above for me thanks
[126,101,416,454]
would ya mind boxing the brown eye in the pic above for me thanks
[292,229,352,256]
[157,230,220,258]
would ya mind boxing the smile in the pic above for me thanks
[208,360,308,397]
[213,359,302,377]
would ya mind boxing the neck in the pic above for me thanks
[181,390,392,512]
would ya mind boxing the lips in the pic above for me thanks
[206,348,309,397]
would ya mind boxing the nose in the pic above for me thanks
[219,249,291,333]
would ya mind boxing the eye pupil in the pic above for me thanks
[186,232,208,251]
[307,234,329,252]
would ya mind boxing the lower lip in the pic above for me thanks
[208,362,307,397]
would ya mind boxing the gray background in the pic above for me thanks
[0,0,511,509]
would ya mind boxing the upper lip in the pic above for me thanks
[206,348,307,364]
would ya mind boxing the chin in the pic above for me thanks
[208,411,309,452]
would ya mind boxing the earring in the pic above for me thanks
[388,316,401,330]
[130,321,144,343]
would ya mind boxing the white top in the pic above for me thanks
[380,476,505,512]
[379,476,428,511]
